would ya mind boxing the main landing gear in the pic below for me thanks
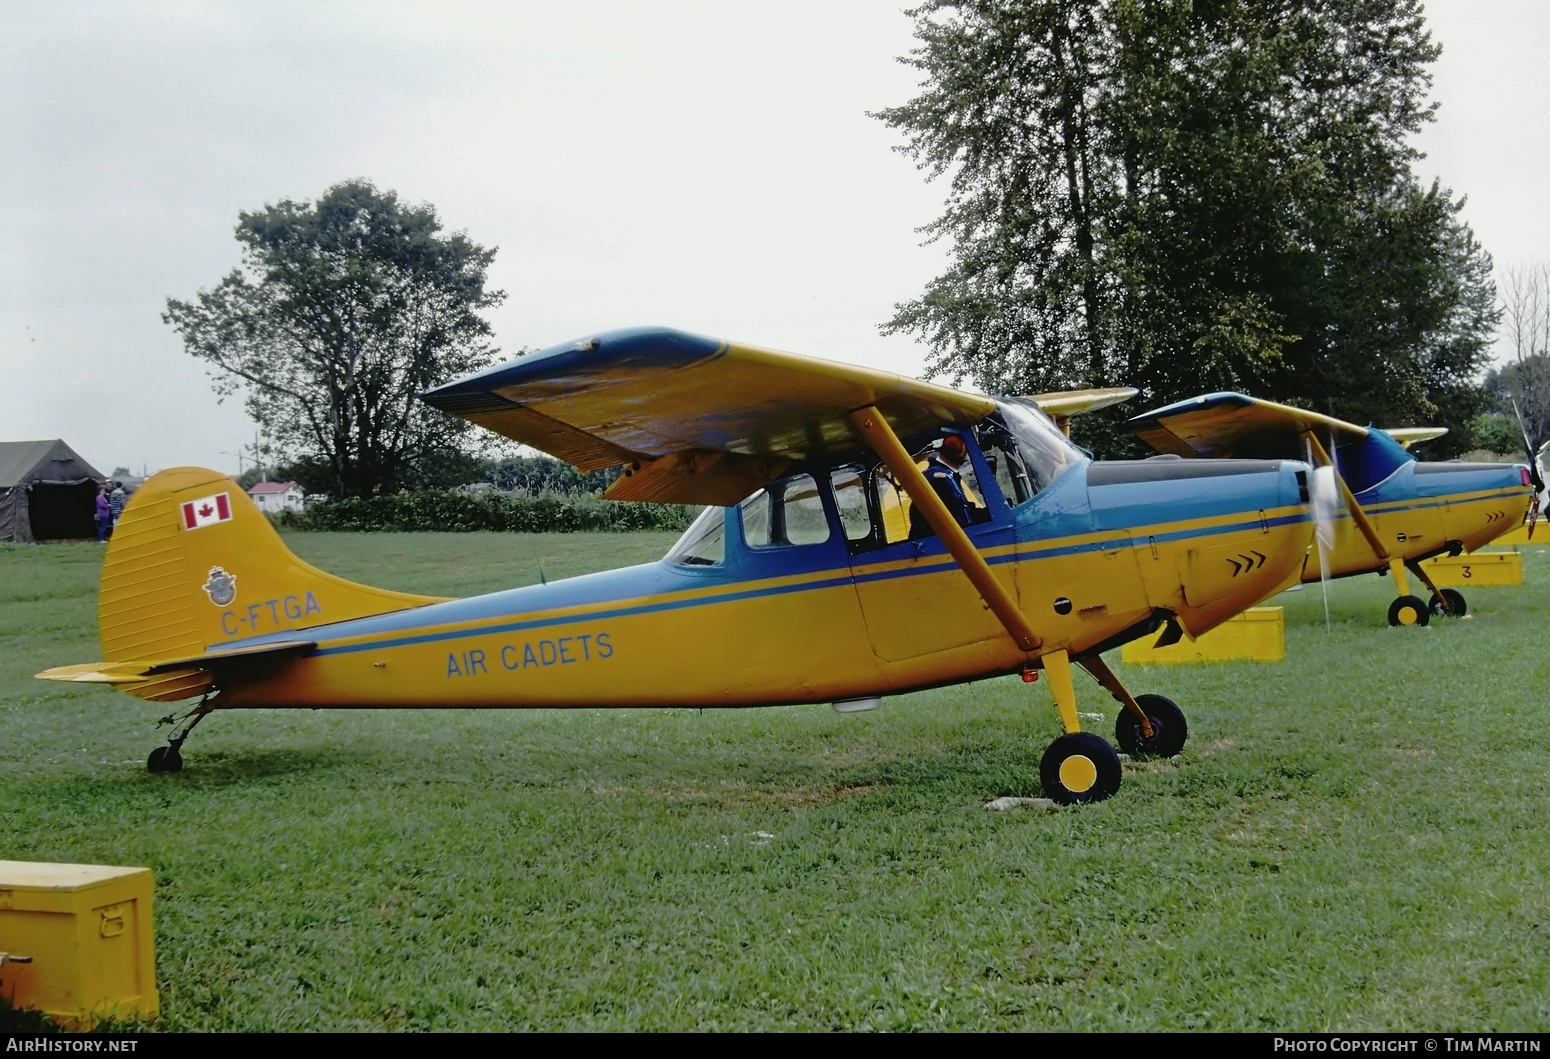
[1115,693,1188,758]
[1035,650,1189,805]
[1041,733,1122,804]
[1428,588,1467,619]
[147,696,217,774]
[1384,551,1467,627]
[1387,595,1430,627]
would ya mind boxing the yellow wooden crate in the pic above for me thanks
[1121,606,1284,665]
[0,861,158,1029]
[1418,551,1523,586]
[1489,519,1549,547]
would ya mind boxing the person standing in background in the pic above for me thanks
[94,483,112,542]
[108,480,127,532]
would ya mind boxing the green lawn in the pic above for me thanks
[2,534,1547,1031]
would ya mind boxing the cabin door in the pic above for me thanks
[830,441,1020,664]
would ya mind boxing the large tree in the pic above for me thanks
[878,0,1496,455]
[165,180,505,497]
[1489,263,1550,458]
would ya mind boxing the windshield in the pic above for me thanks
[664,506,725,566]
[995,397,1088,494]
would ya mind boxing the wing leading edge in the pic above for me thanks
[1124,392,1374,460]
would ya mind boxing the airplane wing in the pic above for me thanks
[1024,387,1138,435]
[1124,392,1371,460]
[421,327,997,505]
[1024,387,1138,419]
[1384,427,1449,450]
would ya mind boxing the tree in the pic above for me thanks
[164,180,505,497]
[482,455,621,495]
[877,0,1497,456]
[1491,263,1550,456]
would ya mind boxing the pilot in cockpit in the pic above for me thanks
[908,435,990,538]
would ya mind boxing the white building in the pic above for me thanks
[248,480,305,514]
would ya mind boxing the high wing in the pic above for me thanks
[421,327,996,505]
[1024,387,1138,435]
[1385,427,1449,450]
[1124,392,1372,460]
[1126,390,1425,500]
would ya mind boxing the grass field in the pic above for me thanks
[3,532,1548,1031]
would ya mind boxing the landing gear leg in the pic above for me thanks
[1037,649,1122,805]
[1405,558,1466,620]
[148,696,218,773]
[1080,654,1188,758]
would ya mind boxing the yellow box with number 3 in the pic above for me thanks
[1418,551,1523,587]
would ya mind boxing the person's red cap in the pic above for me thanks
[940,436,967,460]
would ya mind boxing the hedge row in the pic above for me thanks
[272,490,696,533]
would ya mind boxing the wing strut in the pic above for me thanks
[1302,431,1390,562]
[848,406,1041,655]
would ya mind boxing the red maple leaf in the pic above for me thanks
[198,503,214,518]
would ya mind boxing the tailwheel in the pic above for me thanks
[1387,594,1430,627]
[1115,693,1188,758]
[1429,588,1467,618]
[147,695,215,773]
[1040,732,1122,805]
[147,745,183,774]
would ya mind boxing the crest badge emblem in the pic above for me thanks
[202,566,237,607]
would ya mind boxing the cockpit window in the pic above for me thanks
[665,506,726,566]
[993,398,1087,496]
[740,473,830,548]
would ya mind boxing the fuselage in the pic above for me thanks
[1304,460,1532,581]
[208,402,1314,711]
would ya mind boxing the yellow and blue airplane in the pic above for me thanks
[39,328,1318,804]
[1126,393,1538,626]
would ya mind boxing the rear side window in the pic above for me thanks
[740,474,830,548]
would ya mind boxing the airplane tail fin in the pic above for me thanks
[53,468,446,700]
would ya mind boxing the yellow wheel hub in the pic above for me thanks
[1058,754,1098,793]
[1398,605,1420,625]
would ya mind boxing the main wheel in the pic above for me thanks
[1387,594,1430,627]
[147,745,183,773]
[1115,693,1188,758]
[1429,588,1467,618]
[1040,732,1122,805]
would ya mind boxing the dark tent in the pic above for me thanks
[0,440,105,543]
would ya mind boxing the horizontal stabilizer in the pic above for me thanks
[37,640,315,702]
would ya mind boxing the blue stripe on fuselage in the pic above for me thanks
[211,462,1310,658]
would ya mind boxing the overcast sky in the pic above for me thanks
[3,1,1546,478]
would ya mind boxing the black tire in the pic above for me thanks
[1387,594,1430,627]
[1115,693,1188,758]
[1039,732,1122,805]
[147,746,183,774]
[1428,588,1467,618]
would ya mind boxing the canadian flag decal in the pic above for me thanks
[181,493,233,531]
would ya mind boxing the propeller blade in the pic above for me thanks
[1509,397,1545,492]
[1306,438,1338,632]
